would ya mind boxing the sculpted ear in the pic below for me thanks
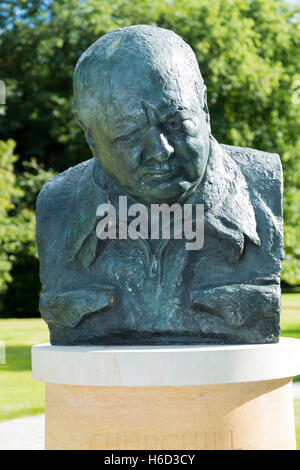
[202,85,211,133]
[72,108,85,129]
[73,108,98,157]
[84,129,101,161]
[85,129,96,150]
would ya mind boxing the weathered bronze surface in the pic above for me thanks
[36,25,283,345]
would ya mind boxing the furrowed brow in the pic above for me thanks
[111,120,140,138]
[160,106,189,121]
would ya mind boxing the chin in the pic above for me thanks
[144,186,189,204]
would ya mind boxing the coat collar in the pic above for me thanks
[194,137,260,259]
[65,137,260,267]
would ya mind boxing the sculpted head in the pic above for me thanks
[73,25,211,204]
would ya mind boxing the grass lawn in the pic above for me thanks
[0,293,299,448]
[0,318,49,420]
[280,293,300,340]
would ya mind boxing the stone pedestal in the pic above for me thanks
[32,338,300,450]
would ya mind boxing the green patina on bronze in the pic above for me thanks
[36,25,284,345]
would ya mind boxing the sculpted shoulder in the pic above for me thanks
[36,159,93,218]
[36,158,94,254]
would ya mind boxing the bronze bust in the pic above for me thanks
[36,25,283,345]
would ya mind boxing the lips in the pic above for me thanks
[144,167,179,181]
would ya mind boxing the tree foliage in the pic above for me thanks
[0,139,55,316]
[0,139,24,292]
[0,0,299,301]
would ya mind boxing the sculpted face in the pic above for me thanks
[74,26,211,204]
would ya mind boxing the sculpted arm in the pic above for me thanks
[36,174,115,331]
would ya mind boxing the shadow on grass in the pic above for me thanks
[1,345,33,372]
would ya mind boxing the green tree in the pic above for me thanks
[0,0,299,285]
[0,139,55,316]
[0,139,24,292]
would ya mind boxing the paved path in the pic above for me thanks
[1,383,300,450]
[0,414,44,450]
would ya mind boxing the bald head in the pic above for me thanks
[72,25,211,205]
[73,25,208,133]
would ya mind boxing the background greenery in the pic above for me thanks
[0,0,299,317]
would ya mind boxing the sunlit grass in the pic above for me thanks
[281,293,300,340]
[0,294,299,449]
[0,318,49,420]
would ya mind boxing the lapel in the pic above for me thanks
[64,158,107,268]
[195,137,260,261]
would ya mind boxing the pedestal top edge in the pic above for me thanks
[32,336,300,354]
[31,337,300,386]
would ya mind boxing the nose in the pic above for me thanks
[145,128,174,163]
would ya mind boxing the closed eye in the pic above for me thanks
[166,120,181,129]
[114,129,137,143]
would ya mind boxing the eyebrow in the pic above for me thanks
[110,118,141,138]
[110,104,193,139]
[159,105,192,121]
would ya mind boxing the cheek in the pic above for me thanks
[120,144,143,171]
[173,133,209,162]
[171,131,210,181]
[170,114,210,161]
